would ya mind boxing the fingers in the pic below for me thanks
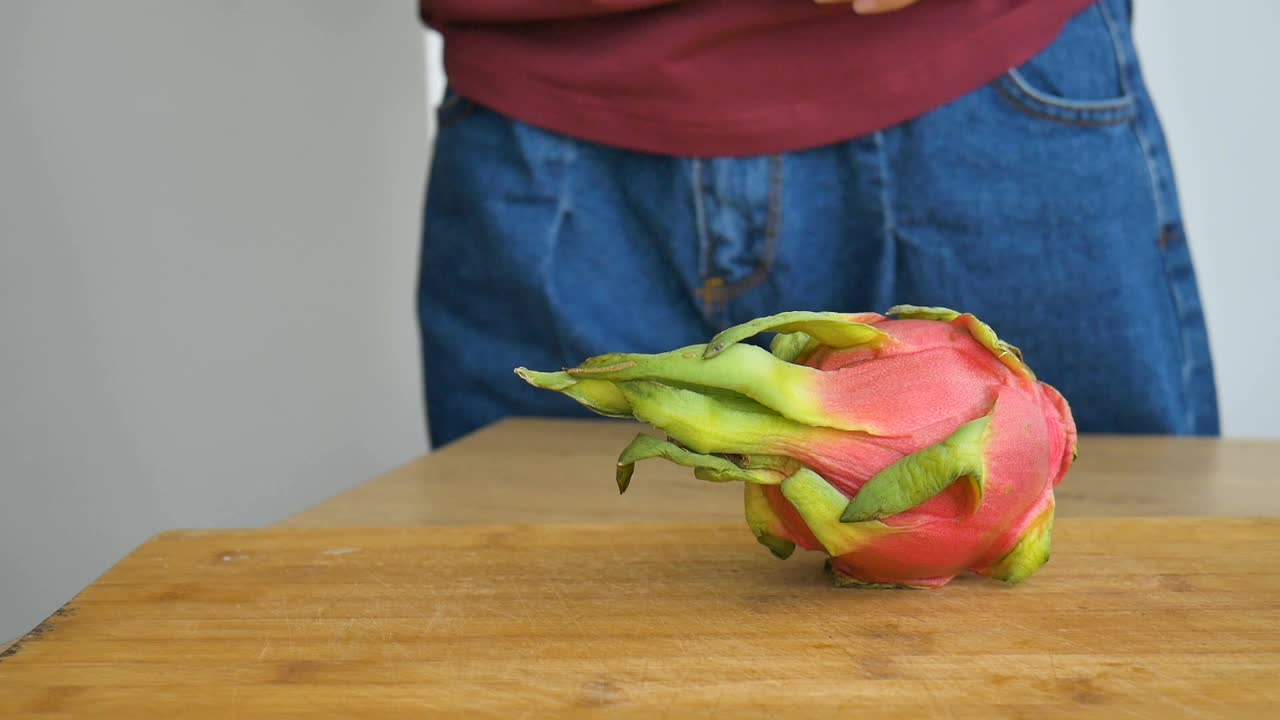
[814,0,923,15]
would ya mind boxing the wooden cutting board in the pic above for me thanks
[2,519,1278,719]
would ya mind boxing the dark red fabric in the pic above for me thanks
[422,1,1096,157]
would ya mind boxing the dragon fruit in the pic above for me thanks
[515,306,1077,588]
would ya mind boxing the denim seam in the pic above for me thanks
[543,136,578,367]
[1098,0,1135,97]
[690,158,720,321]
[763,154,783,278]
[691,159,709,281]
[873,131,894,230]
[1104,0,1196,431]
[1102,0,1169,227]
[1119,115,1167,228]
[872,130,896,309]
[709,155,784,306]
[1157,226,1201,432]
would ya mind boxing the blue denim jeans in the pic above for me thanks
[420,0,1219,447]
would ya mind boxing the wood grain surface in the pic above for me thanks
[2,518,1277,718]
[283,418,1280,527]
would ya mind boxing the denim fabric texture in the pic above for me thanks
[419,0,1219,447]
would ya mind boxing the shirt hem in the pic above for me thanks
[441,0,1096,157]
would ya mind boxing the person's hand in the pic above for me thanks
[816,0,922,14]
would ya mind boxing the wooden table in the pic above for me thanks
[283,418,1280,527]
[3,419,1279,718]
[2,519,1278,718]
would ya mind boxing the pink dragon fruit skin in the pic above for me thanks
[516,306,1077,588]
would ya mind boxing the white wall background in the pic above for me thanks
[1,2,428,641]
[2,0,1276,643]
[1131,1,1280,439]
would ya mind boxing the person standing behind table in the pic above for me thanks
[416,0,1219,447]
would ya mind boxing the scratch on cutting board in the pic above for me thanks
[423,605,445,634]
[923,678,959,720]
[316,582,360,621]
[321,547,360,556]
[1007,617,1096,654]
[577,680,623,708]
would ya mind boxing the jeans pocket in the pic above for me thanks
[994,2,1137,126]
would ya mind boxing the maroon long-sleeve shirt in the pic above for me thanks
[421,0,1095,156]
